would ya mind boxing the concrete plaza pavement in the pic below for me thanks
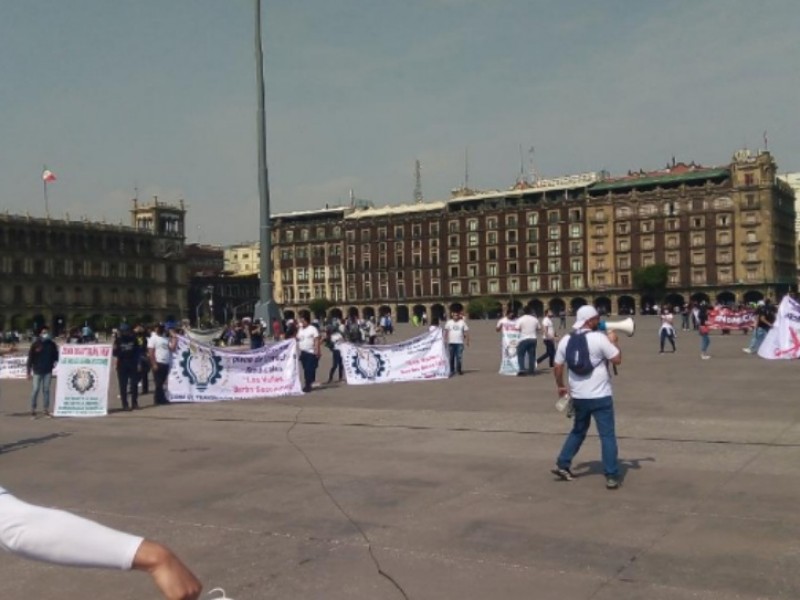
[1,317,799,599]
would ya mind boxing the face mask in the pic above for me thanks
[41,333,51,340]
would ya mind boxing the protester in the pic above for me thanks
[743,299,774,354]
[297,310,321,393]
[698,302,711,360]
[516,306,540,376]
[444,311,469,376]
[551,305,623,489]
[325,326,345,384]
[659,308,677,353]
[148,324,178,405]
[537,310,557,368]
[0,485,201,599]
[495,309,518,333]
[113,323,143,411]
[250,321,265,350]
[135,325,151,394]
[26,326,59,419]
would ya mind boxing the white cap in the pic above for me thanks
[573,305,599,329]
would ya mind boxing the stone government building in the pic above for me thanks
[272,149,796,322]
[0,198,187,334]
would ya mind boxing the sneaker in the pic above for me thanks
[742,348,752,354]
[43,410,52,419]
[702,354,711,360]
[606,476,620,490]
[551,467,575,481]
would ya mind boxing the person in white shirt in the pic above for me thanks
[515,307,540,376]
[495,310,519,334]
[296,310,321,392]
[444,311,470,376]
[325,327,345,383]
[551,305,623,490]
[659,308,676,353]
[148,323,178,405]
[0,486,202,599]
[537,310,558,368]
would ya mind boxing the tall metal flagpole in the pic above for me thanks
[253,0,280,325]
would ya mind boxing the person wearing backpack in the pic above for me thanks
[551,305,623,490]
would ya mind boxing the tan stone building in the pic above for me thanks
[0,198,187,335]
[264,149,798,321]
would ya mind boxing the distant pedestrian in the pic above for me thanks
[659,309,676,353]
[297,310,321,393]
[148,324,177,405]
[325,327,344,384]
[26,326,59,418]
[444,311,470,376]
[698,303,711,359]
[559,310,567,329]
[113,323,143,411]
[516,306,540,376]
[537,310,558,368]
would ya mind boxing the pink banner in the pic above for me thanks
[706,307,754,330]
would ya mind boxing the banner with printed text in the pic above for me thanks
[340,328,449,385]
[167,337,302,401]
[758,296,800,360]
[53,345,113,417]
[0,355,29,379]
[706,307,754,330]
[498,325,521,375]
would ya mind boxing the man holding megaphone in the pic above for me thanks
[551,305,624,490]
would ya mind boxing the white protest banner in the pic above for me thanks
[758,296,800,359]
[0,355,28,379]
[339,328,449,385]
[167,337,302,401]
[53,345,113,417]
[498,324,521,375]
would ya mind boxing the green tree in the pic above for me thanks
[466,296,502,320]
[633,264,669,300]
[308,298,334,319]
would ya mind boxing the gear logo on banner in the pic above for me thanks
[180,343,223,392]
[350,348,388,381]
[67,368,98,395]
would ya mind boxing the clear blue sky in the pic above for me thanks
[2,0,798,245]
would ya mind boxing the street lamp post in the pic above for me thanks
[253,0,281,326]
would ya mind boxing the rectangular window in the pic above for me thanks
[468,233,479,246]
[548,242,561,256]
[571,274,583,289]
[449,250,459,263]
[548,226,560,240]
[506,230,518,243]
[487,232,498,245]
[526,212,538,226]
[527,276,540,291]
[487,217,498,229]
[450,282,461,295]
[488,263,498,276]
[569,224,582,238]
[467,219,478,231]
[468,249,478,261]
[570,258,583,272]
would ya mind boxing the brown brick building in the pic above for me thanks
[271,149,796,321]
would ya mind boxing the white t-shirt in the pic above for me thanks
[660,313,675,333]
[297,325,320,353]
[496,317,520,333]
[147,333,172,365]
[517,314,540,341]
[555,330,620,399]
[329,331,344,349]
[444,319,469,344]
[541,316,555,340]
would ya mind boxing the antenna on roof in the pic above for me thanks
[528,146,537,183]
[518,144,525,184]
[414,159,423,204]
[464,147,470,190]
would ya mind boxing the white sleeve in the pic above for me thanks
[0,489,143,570]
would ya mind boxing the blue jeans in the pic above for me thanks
[747,328,767,352]
[700,333,710,353]
[30,373,53,411]
[557,395,618,477]
[448,343,464,374]
[516,339,537,374]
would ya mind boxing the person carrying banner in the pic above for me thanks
[0,485,202,599]
[149,324,178,405]
[743,299,775,354]
[444,311,470,376]
[113,323,144,411]
[297,310,321,393]
[551,305,623,490]
[516,306,540,376]
[27,326,59,419]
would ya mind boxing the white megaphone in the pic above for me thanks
[598,317,635,337]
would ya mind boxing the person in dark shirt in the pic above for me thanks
[26,326,60,418]
[113,324,143,411]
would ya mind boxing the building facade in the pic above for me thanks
[224,242,260,274]
[0,198,188,334]
[264,150,796,321]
